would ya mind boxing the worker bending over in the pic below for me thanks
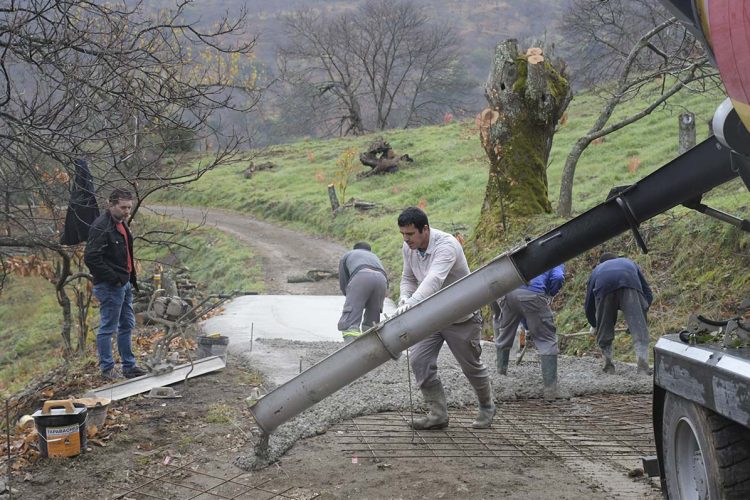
[493,264,565,400]
[585,252,653,374]
[337,242,388,343]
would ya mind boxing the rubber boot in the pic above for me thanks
[471,380,496,429]
[496,347,510,375]
[601,344,615,374]
[541,355,558,401]
[412,380,449,430]
[635,341,652,375]
[636,358,652,375]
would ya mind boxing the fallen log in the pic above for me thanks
[358,138,413,177]
[243,161,276,179]
[342,199,377,211]
[287,269,338,283]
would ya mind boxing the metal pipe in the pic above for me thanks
[686,202,750,232]
[249,255,524,434]
[511,137,743,279]
[249,136,746,435]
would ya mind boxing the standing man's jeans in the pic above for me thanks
[93,282,136,372]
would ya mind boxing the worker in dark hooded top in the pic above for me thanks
[585,252,653,374]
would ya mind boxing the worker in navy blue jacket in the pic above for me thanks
[493,264,565,400]
[585,252,653,375]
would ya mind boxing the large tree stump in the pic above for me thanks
[473,39,570,252]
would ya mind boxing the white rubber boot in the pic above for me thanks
[471,380,496,429]
[412,380,449,430]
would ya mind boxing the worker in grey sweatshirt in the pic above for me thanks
[337,242,388,343]
[395,207,495,430]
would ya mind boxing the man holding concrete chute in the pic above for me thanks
[492,264,565,400]
[337,242,388,343]
[585,252,653,375]
[395,207,495,430]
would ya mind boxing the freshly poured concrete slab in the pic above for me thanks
[202,295,396,386]
[202,295,396,343]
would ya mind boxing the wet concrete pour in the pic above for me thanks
[200,295,659,497]
[203,295,396,387]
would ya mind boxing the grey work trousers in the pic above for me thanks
[493,288,559,355]
[409,313,489,390]
[595,287,649,358]
[338,269,387,333]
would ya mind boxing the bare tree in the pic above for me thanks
[0,0,261,356]
[278,10,365,136]
[555,0,719,217]
[278,0,472,135]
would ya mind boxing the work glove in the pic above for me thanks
[394,303,411,316]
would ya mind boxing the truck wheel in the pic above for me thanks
[662,392,750,499]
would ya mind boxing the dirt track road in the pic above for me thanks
[147,205,347,294]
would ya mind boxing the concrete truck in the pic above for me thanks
[250,1,750,497]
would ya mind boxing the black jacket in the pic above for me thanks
[84,211,137,289]
[60,159,100,245]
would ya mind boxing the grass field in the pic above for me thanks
[0,276,67,395]
[153,82,749,355]
[135,213,265,294]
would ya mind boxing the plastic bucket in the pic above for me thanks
[74,397,111,430]
[196,335,229,360]
[32,400,88,458]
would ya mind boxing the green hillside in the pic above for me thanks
[154,83,750,361]
[2,82,748,394]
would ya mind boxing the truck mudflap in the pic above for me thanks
[654,334,750,427]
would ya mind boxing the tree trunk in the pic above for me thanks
[678,112,696,154]
[558,136,596,218]
[3,187,9,237]
[474,40,570,251]
[55,253,74,358]
[75,285,90,352]
[343,89,365,136]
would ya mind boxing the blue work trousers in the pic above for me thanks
[93,282,136,372]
